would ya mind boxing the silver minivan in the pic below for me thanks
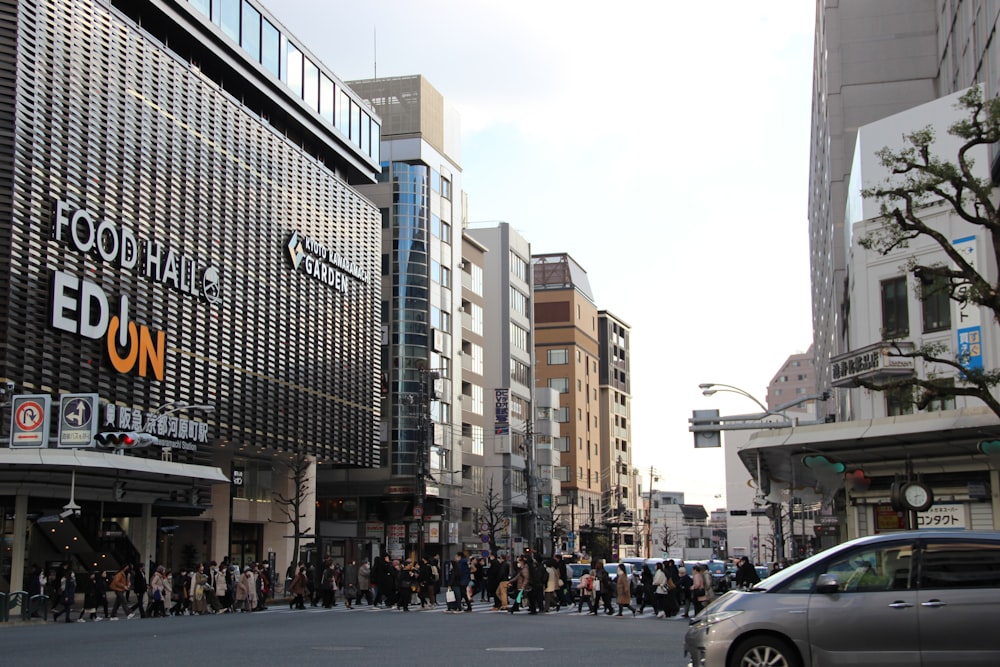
[684,530,1000,667]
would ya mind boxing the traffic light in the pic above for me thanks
[94,431,158,448]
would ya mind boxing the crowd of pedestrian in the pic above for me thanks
[30,558,277,622]
[28,551,764,623]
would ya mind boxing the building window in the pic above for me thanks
[510,323,528,352]
[925,380,957,412]
[886,386,914,416]
[881,277,909,338]
[471,424,484,455]
[555,407,569,423]
[548,378,569,394]
[547,349,568,365]
[921,275,952,333]
[510,358,530,386]
[510,251,528,282]
[510,288,528,317]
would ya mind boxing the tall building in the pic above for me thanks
[336,75,465,564]
[732,2,1000,560]
[532,253,603,554]
[809,1,939,407]
[0,0,382,594]
[466,222,559,554]
[597,311,639,559]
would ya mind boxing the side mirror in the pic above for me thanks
[815,573,840,594]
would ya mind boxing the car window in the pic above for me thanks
[919,539,1000,589]
[823,544,914,592]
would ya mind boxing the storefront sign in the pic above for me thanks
[49,198,223,381]
[365,521,384,538]
[831,342,915,386]
[917,503,967,529]
[285,231,370,293]
[953,236,983,372]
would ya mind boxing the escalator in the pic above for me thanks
[35,514,140,573]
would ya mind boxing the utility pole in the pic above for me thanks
[525,397,537,552]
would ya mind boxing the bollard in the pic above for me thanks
[27,594,49,621]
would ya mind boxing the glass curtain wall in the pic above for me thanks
[389,162,430,477]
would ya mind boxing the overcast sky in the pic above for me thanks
[268,0,818,510]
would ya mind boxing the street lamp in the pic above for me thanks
[699,383,768,412]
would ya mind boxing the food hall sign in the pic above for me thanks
[48,199,223,381]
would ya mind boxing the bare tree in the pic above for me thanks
[479,478,506,554]
[270,452,313,564]
[659,525,678,557]
[539,502,569,555]
[858,85,1000,416]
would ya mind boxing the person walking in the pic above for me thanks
[289,565,308,609]
[507,555,530,614]
[494,554,511,611]
[147,565,168,617]
[457,551,473,612]
[576,568,595,614]
[342,559,358,609]
[109,564,131,619]
[677,566,694,617]
[691,564,714,615]
[543,559,560,612]
[357,559,372,606]
[51,565,76,623]
[129,563,147,618]
[652,562,669,618]
[616,563,637,616]
[236,567,257,612]
[593,560,614,615]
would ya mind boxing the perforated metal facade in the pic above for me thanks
[0,0,381,466]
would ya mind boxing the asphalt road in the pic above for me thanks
[0,599,693,667]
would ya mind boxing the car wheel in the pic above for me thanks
[728,636,800,667]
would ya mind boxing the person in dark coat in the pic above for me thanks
[734,556,761,590]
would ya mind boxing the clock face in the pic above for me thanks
[903,482,932,511]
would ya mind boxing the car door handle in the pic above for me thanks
[888,601,913,609]
[921,599,946,608]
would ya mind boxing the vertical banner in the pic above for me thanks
[953,235,983,372]
[10,394,52,448]
[494,388,509,435]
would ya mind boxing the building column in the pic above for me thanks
[11,493,28,598]
[141,502,154,568]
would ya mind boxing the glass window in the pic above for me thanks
[338,90,351,135]
[920,539,1000,589]
[548,349,568,365]
[921,275,952,333]
[261,19,280,76]
[190,0,210,18]
[471,424,484,456]
[548,378,569,394]
[362,112,371,154]
[241,1,261,60]
[320,74,334,124]
[303,58,319,111]
[352,100,362,147]
[823,543,914,593]
[286,42,303,95]
[220,0,240,41]
[886,386,914,416]
[371,121,380,162]
[881,276,909,338]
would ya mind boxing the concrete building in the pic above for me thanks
[532,253,604,555]
[647,491,712,562]
[0,0,383,595]
[597,311,639,559]
[734,3,1000,559]
[465,222,560,554]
